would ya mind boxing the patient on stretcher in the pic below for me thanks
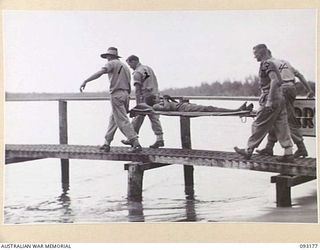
[129,95,253,117]
[145,95,253,112]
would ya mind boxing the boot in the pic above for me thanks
[294,141,308,158]
[121,139,133,147]
[256,141,274,156]
[234,146,253,160]
[128,139,142,153]
[238,102,254,112]
[256,147,273,156]
[149,140,164,149]
[238,101,247,111]
[276,154,294,163]
[100,144,110,152]
[246,103,254,112]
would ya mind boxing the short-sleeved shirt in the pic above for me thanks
[133,63,159,96]
[259,58,288,90]
[153,101,179,111]
[153,102,214,112]
[269,58,297,82]
[102,59,131,94]
[259,58,284,104]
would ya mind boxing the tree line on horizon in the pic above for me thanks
[5,75,315,97]
[161,75,316,97]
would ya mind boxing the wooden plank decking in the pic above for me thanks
[5,144,316,177]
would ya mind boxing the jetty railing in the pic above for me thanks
[5,92,260,101]
[5,92,317,207]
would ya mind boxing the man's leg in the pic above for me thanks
[104,114,117,144]
[184,103,235,112]
[132,115,145,134]
[148,113,164,148]
[111,91,141,152]
[121,115,145,146]
[256,127,277,156]
[283,86,308,158]
[234,105,281,159]
[247,105,281,150]
[257,86,307,157]
[100,113,118,152]
[272,103,294,162]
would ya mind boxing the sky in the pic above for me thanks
[3,9,317,93]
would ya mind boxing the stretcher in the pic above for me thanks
[129,108,256,118]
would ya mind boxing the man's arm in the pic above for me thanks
[133,72,144,104]
[153,99,173,111]
[80,69,107,92]
[266,71,281,110]
[294,70,314,98]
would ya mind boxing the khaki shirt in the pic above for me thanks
[102,59,131,94]
[133,63,159,96]
[153,101,179,111]
[258,59,283,105]
[269,57,297,82]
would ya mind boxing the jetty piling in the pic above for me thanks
[59,100,70,185]
[126,163,144,201]
[124,162,170,201]
[179,98,194,190]
[271,175,316,207]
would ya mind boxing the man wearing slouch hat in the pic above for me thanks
[80,47,142,153]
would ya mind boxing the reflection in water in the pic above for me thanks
[184,185,197,222]
[127,200,145,222]
[127,185,198,222]
[57,183,74,223]
[185,185,194,200]
[185,199,197,222]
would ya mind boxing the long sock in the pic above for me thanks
[132,138,141,147]
[156,134,164,141]
[284,147,293,155]
[266,141,275,149]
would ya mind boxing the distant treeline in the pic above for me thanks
[6,76,315,98]
[161,76,316,97]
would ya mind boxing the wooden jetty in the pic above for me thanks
[5,144,316,177]
[5,93,317,207]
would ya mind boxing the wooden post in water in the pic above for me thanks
[59,100,69,185]
[126,163,144,201]
[271,175,315,207]
[179,98,194,189]
[275,180,291,207]
[271,175,291,207]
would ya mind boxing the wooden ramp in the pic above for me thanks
[5,144,316,177]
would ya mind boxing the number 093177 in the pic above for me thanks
[300,244,318,248]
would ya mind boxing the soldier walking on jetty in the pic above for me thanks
[255,46,314,158]
[80,47,142,153]
[122,55,165,149]
[234,44,294,163]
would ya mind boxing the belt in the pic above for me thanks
[111,88,130,94]
[283,79,294,82]
[281,80,295,86]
